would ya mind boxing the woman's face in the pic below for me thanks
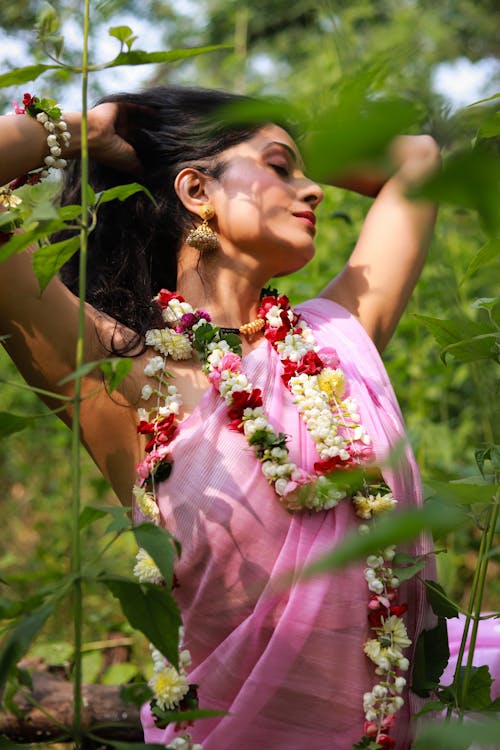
[208,124,324,276]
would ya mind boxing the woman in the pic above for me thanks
[0,86,440,749]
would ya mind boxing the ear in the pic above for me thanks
[174,168,212,216]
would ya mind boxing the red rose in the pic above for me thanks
[22,93,35,108]
[281,358,297,387]
[297,350,323,375]
[227,388,263,430]
[390,603,408,618]
[257,295,280,317]
[377,734,395,749]
[138,414,177,452]
[155,289,185,308]
[313,455,352,475]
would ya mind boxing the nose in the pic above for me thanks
[297,176,324,209]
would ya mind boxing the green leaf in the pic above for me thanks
[108,25,135,41]
[425,479,497,505]
[392,556,427,582]
[461,239,500,284]
[81,650,103,684]
[424,580,460,618]
[471,296,500,314]
[413,699,449,718]
[412,617,450,697]
[104,45,231,70]
[478,110,500,138]
[0,604,54,692]
[32,236,80,292]
[414,314,498,363]
[120,681,153,707]
[101,576,181,668]
[59,204,82,221]
[0,64,59,88]
[414,149,500,235]
[108,25,138,50]
[460,665,494,710]
[96,182,155,206]
[102,662,139,685]
[0,220,67,264]
[78,505,131,536]
[304,95,422,183]
[298,502,464,581]
[414,718,500,749]
[99,358,133,393]
[133,523,180,589]
[86,182,97,206]
[0,412,31,438]
[31,640,73,666]
[79,505,109,530]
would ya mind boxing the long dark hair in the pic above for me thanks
[59,86,264,345]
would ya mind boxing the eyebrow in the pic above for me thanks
[269,141,304,170]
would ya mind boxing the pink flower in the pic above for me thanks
[219,352,242,371]
[12,101,25,114]
[209,352,242,390]
[317,347,340,368]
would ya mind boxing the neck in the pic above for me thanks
[176,246,270,330]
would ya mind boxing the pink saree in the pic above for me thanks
[141,298,434,749]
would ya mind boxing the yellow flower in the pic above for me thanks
[133,548,163,584]
[353,491,396,519]
[150,664,189,710]
[0,188,22,210]
[133,485,160,522]
[380,615,412,650]
[317,367,345,400]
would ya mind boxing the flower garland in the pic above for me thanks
[133,288,412,750]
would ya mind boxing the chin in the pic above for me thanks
[275,244,316,276]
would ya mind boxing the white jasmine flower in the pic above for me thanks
[141,384,153,400]
[133,548,163,584]
[144,355,165,376]
[398,657,410,671]
[179,649,192,669]
[150,664,189,710]
[383,546,396,561]
[274,478,289,495]
[368,579,384,594]
[394,676,407,693]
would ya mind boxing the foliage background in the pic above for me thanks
[0,0,499,687]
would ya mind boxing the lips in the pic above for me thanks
[292,211,317,230]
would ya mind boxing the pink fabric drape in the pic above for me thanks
[141,298,435,749]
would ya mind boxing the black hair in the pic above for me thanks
[59,85,266,348]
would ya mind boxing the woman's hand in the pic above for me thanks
[65,102,142,174]
[331,134,440,197]
[389,134,441,187]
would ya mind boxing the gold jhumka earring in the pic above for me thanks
[186,204,220,252]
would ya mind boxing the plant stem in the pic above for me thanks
[447,521,488,719]
[71,1,90,746]
[459,493,499,718]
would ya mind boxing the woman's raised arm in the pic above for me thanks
[0,104,145,499]
[321,135,440,352]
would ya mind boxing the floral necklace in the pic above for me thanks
[133,288,412,750]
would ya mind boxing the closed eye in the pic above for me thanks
[269,163,290,177]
